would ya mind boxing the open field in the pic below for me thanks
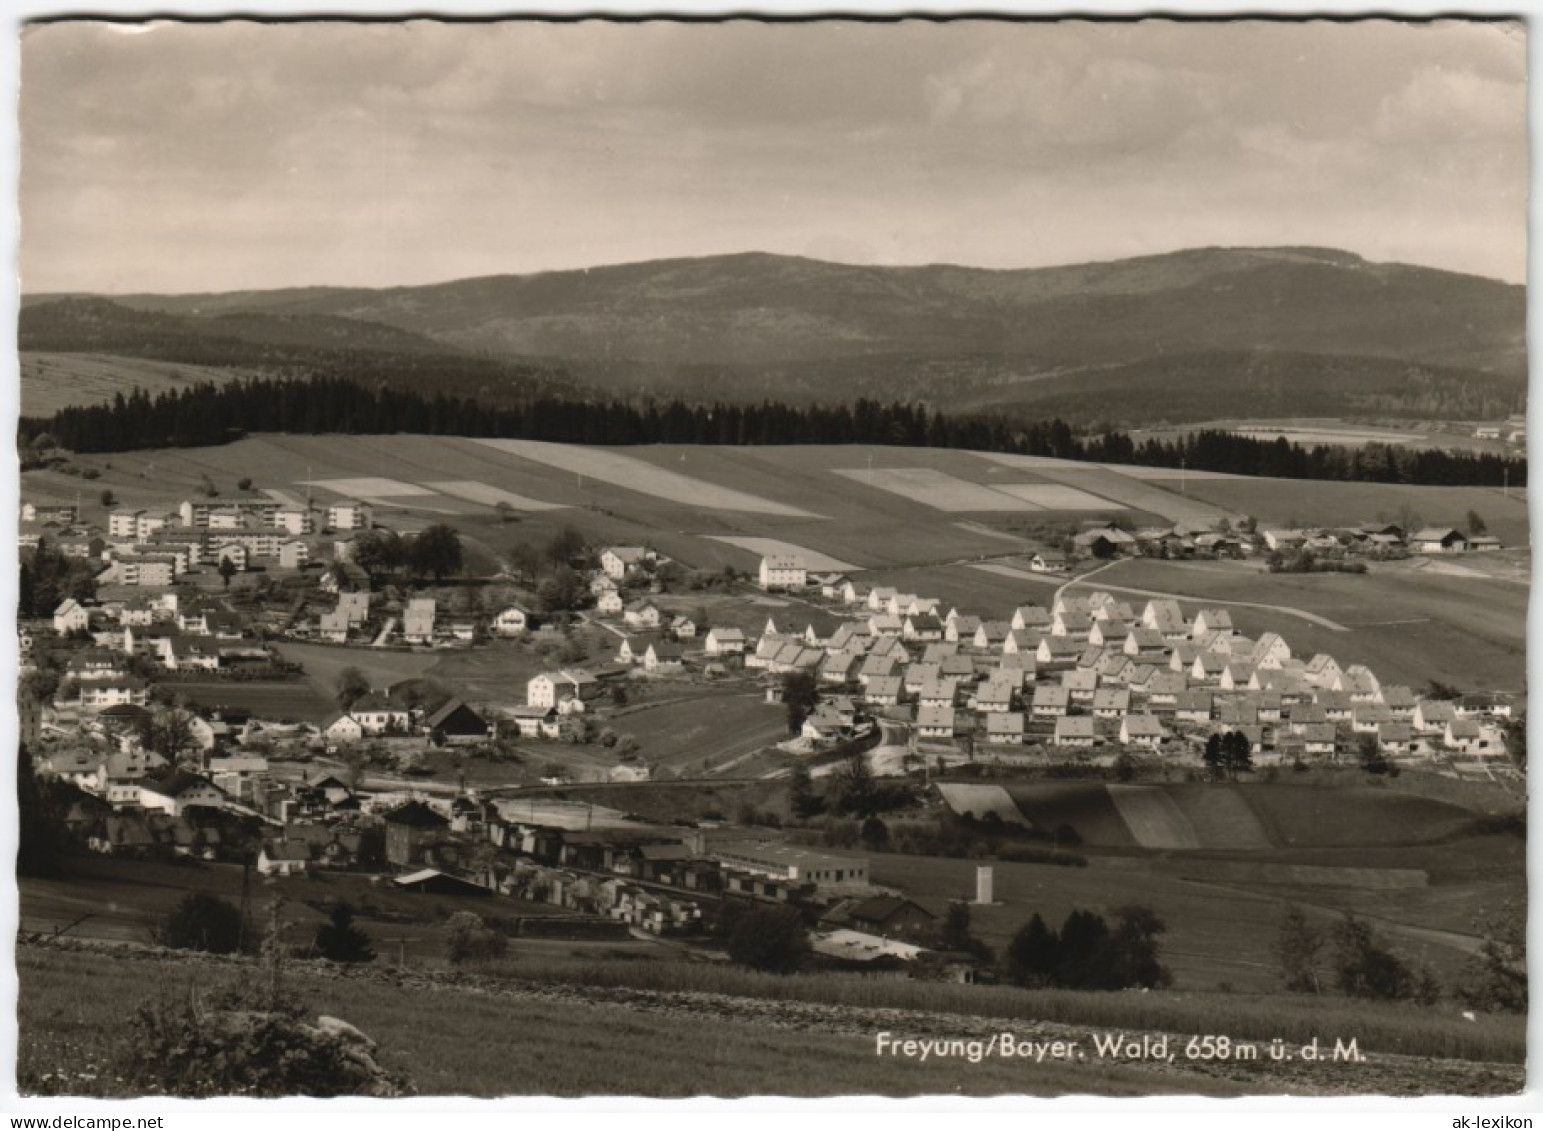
[275,641,443,698]
[475,437,823,517]
[702,536,861,571]
[869,848,1494,995]
[158,679,338,724]
[610,688,791,775]
[1067,558,1528,694]
[22,435,1525,695]
[1178,477,1528,545]
[421,479,567,510]
[19,943,1296,1098]
[834,466,1121,512]
[299,476,437,498]
[984,781,1485,853]
[20,352,266,416]
[1135,419,1524,458]
[975,454,1238,522]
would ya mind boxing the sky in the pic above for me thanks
[17,17,1529,293]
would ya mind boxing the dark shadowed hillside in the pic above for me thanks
[23,247,1526,422]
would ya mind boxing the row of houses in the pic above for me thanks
[739,583,1510,761]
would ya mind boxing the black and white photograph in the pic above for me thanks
[8,9,1531,1108]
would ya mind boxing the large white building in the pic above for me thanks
[526,669,601,709]
[758,554,807,590]
[327,500,373,531]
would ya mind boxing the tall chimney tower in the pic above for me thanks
[975,864,994,905]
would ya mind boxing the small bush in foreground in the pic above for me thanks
[443,912,508,965]
[156,893,247,955]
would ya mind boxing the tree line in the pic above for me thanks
[18,375,1525,488]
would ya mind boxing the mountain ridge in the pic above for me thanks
[20,246,1526,425]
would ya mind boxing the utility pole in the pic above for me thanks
[1180,457,1188,497]
[1503,467,1509,499]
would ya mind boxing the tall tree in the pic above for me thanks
[1274,903,1324,993]
[409,524,463,584]
[335,666,370,710]
[1007,913,1061,987]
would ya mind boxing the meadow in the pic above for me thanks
[1078,558,1528,694]
[1180,477,1527,545]
[866,847,1499,995]
[15,944,1253,1098]
[15,942,1522,1098]
[157,679,338,725]
[20,352,264,416]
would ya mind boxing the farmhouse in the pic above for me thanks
[1054,715,1097,748]
[491,605,530,636]
[758,554,808,590]
[258,839,311,877]
[1031,684,1070,718]
[402,598,436,645]
[915,705,957,740]
[138,769,227,817]
[600,546,652,580]
[1119,714,1166,749]
[527,669,602,709]
[1409,527,1469,554]
[384,800,450,867]
[712,843,869,888]
[704,626,746,656]
[643,641,685,673]
[863,675,905,707]
[822,895,936,939]
[54,598,90,635]
[424,698,493,745]
[985,711,1027,745]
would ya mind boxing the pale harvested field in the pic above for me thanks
[300,476,439,497]
[835,467,1042,512]
[1106,785,1202,850]
[990,483,1120,509]
[702,536,860,571]
[934,782,1024,824]
[474,438,821,517]
[421,480,567,511]
[977,455,1236,523]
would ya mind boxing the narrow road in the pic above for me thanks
[968,561,1349,632]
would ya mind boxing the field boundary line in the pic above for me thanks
[1053,566,1350,631]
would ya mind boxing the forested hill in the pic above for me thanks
[24,246,1525,425]
[18,297,580,405]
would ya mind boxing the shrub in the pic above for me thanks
[726,906,810,974]
[116,976,409,1097]
[443,912,508,965]
[312,901,375,964]
[157,893,248,955]
[1333,913,1419,1001]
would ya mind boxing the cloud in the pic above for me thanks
[17,18,1529,292]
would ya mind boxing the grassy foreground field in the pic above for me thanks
[17,940,1524,1097]
[16,944,1244,1098]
